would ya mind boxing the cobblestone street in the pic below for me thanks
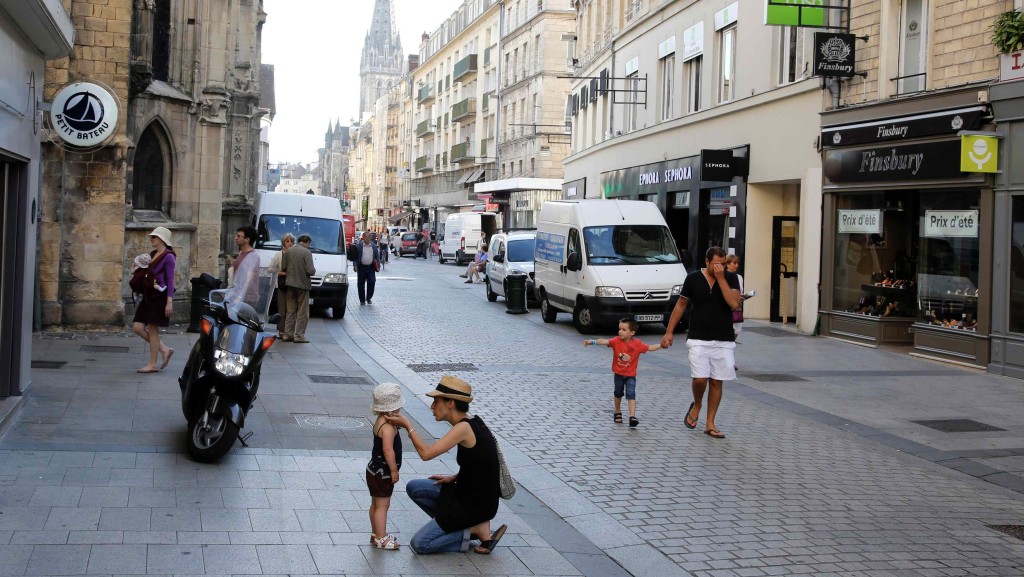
[2,256,1023,575]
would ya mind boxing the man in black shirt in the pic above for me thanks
[662,247,742,439]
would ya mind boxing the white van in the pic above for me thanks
[534,199,687,334]
[439,212,499,265]
[253,192,349,319]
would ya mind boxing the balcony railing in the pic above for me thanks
[416,119,434,138]
[450,141,473,163]
[454,54,478,82]
[417,84,435,104]
[451,97,476,122]
[414,155,433,173]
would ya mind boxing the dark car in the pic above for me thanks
[399,232,427,258]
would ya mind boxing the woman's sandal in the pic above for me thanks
[372,533,400,550]
[613,413,623,424]
[473,524,506,554]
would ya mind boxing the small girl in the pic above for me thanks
[367,382,404,550]
[132,253,153,273]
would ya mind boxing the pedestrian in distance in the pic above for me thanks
[724,254,745,340]
[228,226,261,307]
[366,382,404,550]
[384,376,507,555]
[661,246,742,439]
[270,233,295,340]
[460,243,488,283]
[354,231,381,304]
[281,234,316,343]
[131,226,176,373]
[584,318,663,427]
[380,231,391,263]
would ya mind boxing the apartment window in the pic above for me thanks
[530,158,536,174]
[898,0,928,94]
[661,55,675,121]
[685,56,702,113]
[718,26,736,103]
[625,72,639,132]
[778,27,806,85]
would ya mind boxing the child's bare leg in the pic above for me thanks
[370,496,390,538]
[613,397,622,414]
[627,399,636,418]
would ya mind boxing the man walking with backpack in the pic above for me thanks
[281,234,316,343]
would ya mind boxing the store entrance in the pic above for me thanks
[771,217,799,323]
[699,187,731,256]
[0,157,26,397]
[666,207,690,268]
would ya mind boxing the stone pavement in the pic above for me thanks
[3,255,1024,575]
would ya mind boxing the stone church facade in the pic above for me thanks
[39,0,268,326]
[318,121,350,200]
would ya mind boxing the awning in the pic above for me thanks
[388,210,413,223]
[455,172,472,185]
[467,169,486,184]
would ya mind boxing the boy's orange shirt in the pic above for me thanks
[608,336,650,377]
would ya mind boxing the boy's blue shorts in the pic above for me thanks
[613,374,636,400]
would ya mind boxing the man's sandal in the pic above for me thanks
[473,524,506,554]
[684,403,698,429]
[613,413,623,423]
[704,429,726,439]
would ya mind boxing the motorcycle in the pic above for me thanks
[178,272,280,462]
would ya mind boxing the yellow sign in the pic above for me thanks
[960,135,998,173]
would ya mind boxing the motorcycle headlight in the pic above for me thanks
[213,348,250,377]
[595,286,624,298]
[324,273,347,284]
[671,284,684,296]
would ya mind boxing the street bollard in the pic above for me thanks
[188,275,222,332]
[503,271,529,315]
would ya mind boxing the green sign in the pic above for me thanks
[764,0,826,27]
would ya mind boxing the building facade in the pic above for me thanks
[319,121,350,200]
[38,0,268,326]
[818,0,1011,370]
[410,0,501,231]
[359,0,404,117]
[562,0,824,330]
[348,118,374,229]
[0,0,74,397]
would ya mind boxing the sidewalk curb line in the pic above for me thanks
[0,394,26,442]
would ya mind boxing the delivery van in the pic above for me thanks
[439,212,499,265]
[253,192,349,319]
[533,199,687,334]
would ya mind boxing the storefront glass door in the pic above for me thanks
[700,188,730,256]
[1010,197,1024,334]
[771,217,798,323]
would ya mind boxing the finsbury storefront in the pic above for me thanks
[818,86,994,367]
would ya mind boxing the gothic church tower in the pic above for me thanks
[359,0,404,116]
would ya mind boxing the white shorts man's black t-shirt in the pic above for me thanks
[680,269,741,342]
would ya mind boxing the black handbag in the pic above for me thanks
[277,274,287,291]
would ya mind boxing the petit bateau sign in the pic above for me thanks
[49,82,119,148]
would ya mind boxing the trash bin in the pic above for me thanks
[188,274,222,332]
[503,271,529,315]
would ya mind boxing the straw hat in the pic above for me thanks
[425,375,473,403]
[371,382,404,414]
[149,226,173,247]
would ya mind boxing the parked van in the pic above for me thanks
[253,192,349,319]
[439,212,499,265]
[533,199,686,334]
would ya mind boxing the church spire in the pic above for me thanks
[359,0,404,115]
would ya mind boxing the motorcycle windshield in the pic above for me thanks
[215,322,259,355]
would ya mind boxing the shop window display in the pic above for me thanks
[833,192,917,318]
[1010,197,1024,334]
[917,191,981,331]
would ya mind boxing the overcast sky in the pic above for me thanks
[263,0,465,165]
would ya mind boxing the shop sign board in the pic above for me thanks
[923,210,979,238]
[764,0,826,27]
[813,33,856,78]
[701,149,734,182]
[535,231,565,263]
[49,81,120,148]
[715,2,739,30]
[960,134,999,173]
[999,52,1024,82]
[562,177,585,198]
[837,209,883,234]
[822,107,984,148]
[600,156,697,198]
[682,22,704,61]
[824,140,963,183]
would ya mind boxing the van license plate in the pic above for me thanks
[635,314,663,322]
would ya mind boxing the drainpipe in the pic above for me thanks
[826,77,841,110]
[495,0,504,182]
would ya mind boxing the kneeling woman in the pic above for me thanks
[386,376,506,554]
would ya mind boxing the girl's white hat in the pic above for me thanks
[371,382,404,413]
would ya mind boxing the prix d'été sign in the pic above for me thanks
[49,82,119,148]
[923,210,979,238]
[837,209,882,234]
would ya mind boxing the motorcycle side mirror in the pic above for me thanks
[268,313,282,325]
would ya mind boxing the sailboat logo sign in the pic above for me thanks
[50,82,119,148]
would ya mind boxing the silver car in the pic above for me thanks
[485,232,537,303]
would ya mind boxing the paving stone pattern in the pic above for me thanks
[343,259,1024,576]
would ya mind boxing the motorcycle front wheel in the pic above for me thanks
[186,410,239,463]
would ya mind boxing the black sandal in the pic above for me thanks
[474,524,506,554]
[629,416,639,427]
[613,413,623,423]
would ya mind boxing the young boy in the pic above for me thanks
[367,382,404,550]
[584,318,662,427]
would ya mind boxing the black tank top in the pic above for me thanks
[366,423,402,478]
[435,416,500,532]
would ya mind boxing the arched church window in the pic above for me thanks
[133,123,172,212]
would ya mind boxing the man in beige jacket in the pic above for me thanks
[281,234,316,343]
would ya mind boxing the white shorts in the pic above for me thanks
[687,340,736,381]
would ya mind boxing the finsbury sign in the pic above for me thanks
[50,82,119,148]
